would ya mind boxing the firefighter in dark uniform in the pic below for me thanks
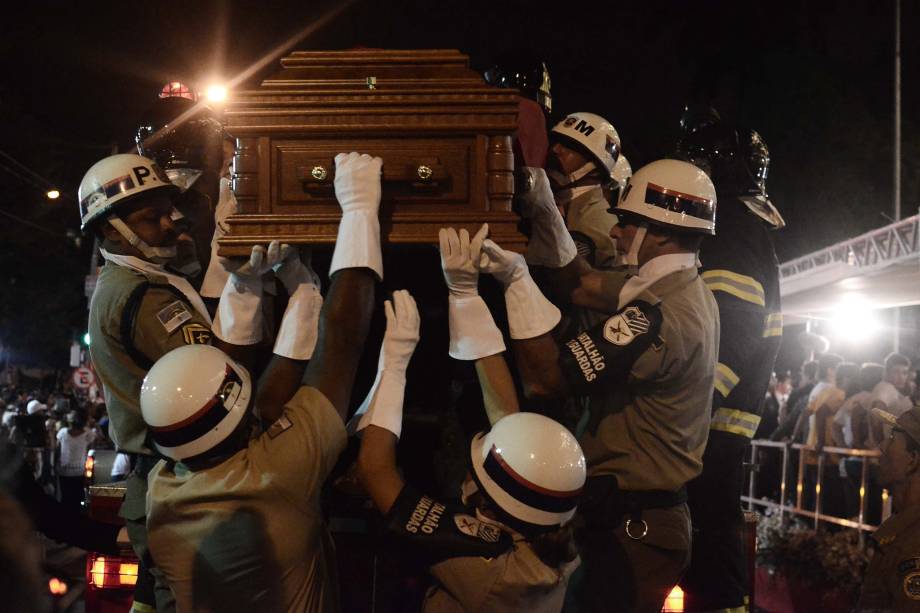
[79,153,300,612]
[354,281,587,613]
[675,108,785,613]
[476,159,720,612]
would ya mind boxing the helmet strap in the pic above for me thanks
[108,216,178,264]
[549,161,602,204]
[615,222,648,274]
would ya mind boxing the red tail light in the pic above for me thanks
[84,453,95,480]
[86,554,139,590]
[663,585,685,612]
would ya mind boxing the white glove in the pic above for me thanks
[200,177,239,298]
[517,167,577,268]
[330,152,384,280]
[272,248,323,360]
[213,241,290,345]
[348,290,420,438]
[439,225,505,360]
[475,238,561,340]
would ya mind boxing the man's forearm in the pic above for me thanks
[303,268,375,419]
[357,425,404,514]
[533,256,621,313]
[255,356,307,425]
[474,354,520,426]
[511,334,569,400]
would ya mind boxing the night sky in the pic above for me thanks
[1,0,918,366]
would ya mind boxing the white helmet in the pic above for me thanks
[140,345,252,461]
[612,159,716,235]
[611,154,632,189]
[26,400,47,416]
[470,412,586,529]
[78,153,177,232]
[551,112,621,180]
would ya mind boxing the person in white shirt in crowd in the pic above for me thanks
[868,353,913,447]
[56,410,97,509]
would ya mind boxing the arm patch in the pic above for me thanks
[558,299,663,393]
[383,485,513,565]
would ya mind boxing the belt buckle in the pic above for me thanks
[625,518,648,540]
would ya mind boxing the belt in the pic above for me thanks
[580,475,687,539]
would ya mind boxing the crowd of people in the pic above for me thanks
[1,61,919,613]
[753,351,919,525]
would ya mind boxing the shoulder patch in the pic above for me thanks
[904,571,920,600]
[267,415,293,439]
[453,514,502,544]
[603,305,652,346]
[182,323,212,345]
[156,300,192,333]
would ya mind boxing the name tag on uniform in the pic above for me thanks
[157,301,192,333]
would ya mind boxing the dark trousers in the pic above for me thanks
[682,431,748,611]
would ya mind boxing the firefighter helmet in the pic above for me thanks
[550,112,621,180]
[484,55,552,115]
[470,412,585,529]
[612,159,716,235]
[78,154,177,232]
[140,345,252,461]
[136,97,225,174]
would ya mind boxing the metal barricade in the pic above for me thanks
[741,440,886,544]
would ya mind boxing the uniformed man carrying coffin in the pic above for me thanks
[79,153,321,612]
[474,160,720,613]
[354,225,586,612]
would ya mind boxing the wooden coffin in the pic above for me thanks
[219,49,525,256]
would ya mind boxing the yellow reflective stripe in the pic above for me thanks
[763,311,783,337]
[714,362,741,397]
[131,603,156,613]
[702,270,766,306]
[711,407,761,438]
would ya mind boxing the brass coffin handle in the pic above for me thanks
[299,161,447,192]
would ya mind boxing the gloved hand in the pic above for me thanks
[348,290,420,438]
[330,152,384,280]
[474,237,560,340]
[439,225,488,298]
[516,167,577,268]
[474,238,528,287]
[272,247,323,360]
[439,225,505,360]
[213,241,288,345]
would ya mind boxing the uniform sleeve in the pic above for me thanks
[894,555,920,609]
[251,386,347,505]
[382,484,513,566]
[557,300,663,394]
[131,285,213,366]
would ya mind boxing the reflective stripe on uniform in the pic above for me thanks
[131,602,156,613]
[714,362,740,398]
[702,270,766,306]
[710,407,762,438]
[763,311,783,337]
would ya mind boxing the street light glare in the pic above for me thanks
[46,189,60,200]
[205,85,227,103]
[827,296,881,343]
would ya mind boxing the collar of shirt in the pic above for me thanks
[559,183,604,210]
[100,249,212,324]
[617,253,699,309]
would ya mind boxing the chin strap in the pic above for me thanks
[615,222,648,275]
[548,162,603,205]
[107,216,178,264]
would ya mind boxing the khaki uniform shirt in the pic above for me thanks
[575,267,720,491]
[566,186,618,269]
[856,503,920,611]
[89,262,212,455]
[424,532,579,613]
[146,386,346,613]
